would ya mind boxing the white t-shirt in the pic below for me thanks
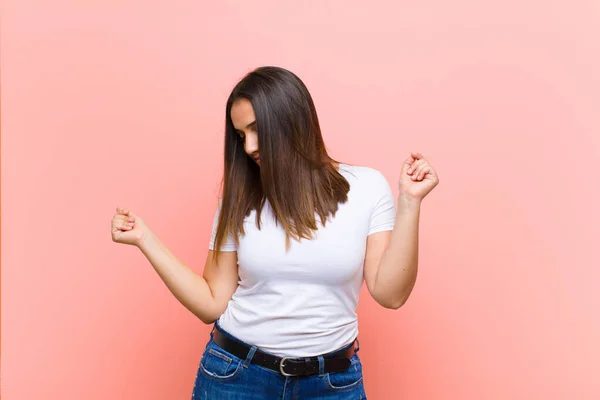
[209,163,396,357]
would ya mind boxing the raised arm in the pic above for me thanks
[112,208,239,324]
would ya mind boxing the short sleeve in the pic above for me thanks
[209,200,238,252]
[368,171,397,235]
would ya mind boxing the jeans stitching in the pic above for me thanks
[325,373,364,391]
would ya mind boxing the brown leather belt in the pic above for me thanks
[212,327,357,377]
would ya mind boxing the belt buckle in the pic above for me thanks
[279,357,297,377]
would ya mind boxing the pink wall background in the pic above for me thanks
[2,1,599,399]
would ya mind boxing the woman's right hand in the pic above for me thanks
[111,205,239,324]
[111,207,150,247]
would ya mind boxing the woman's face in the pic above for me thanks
[231,98,260,166]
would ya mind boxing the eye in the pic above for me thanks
[236,131,245,140]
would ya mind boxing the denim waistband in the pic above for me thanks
[211,321,359,358]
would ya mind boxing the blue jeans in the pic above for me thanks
[192,325,367,399]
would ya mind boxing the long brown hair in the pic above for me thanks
[213,66,350,260]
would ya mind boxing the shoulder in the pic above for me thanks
[339,163,391,189]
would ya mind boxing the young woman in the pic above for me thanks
[111,66,439,399]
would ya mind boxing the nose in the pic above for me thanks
[244,132,259,156]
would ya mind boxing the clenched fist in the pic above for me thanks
[111,207,150,247]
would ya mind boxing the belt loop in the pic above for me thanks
[210,324,216,338]
[318,355,325,376]
[243,346,257,368]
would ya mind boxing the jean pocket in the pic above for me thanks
[325,355,364,391]
[199,343,242,381]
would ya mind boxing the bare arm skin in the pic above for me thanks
[363,197,421,309]
[112,208,239,324]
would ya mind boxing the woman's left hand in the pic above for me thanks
[399,152,439,201]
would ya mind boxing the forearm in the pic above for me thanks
[137,232,220,323]
[373,196,421,308]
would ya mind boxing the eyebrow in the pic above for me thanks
[235,120,256,131]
